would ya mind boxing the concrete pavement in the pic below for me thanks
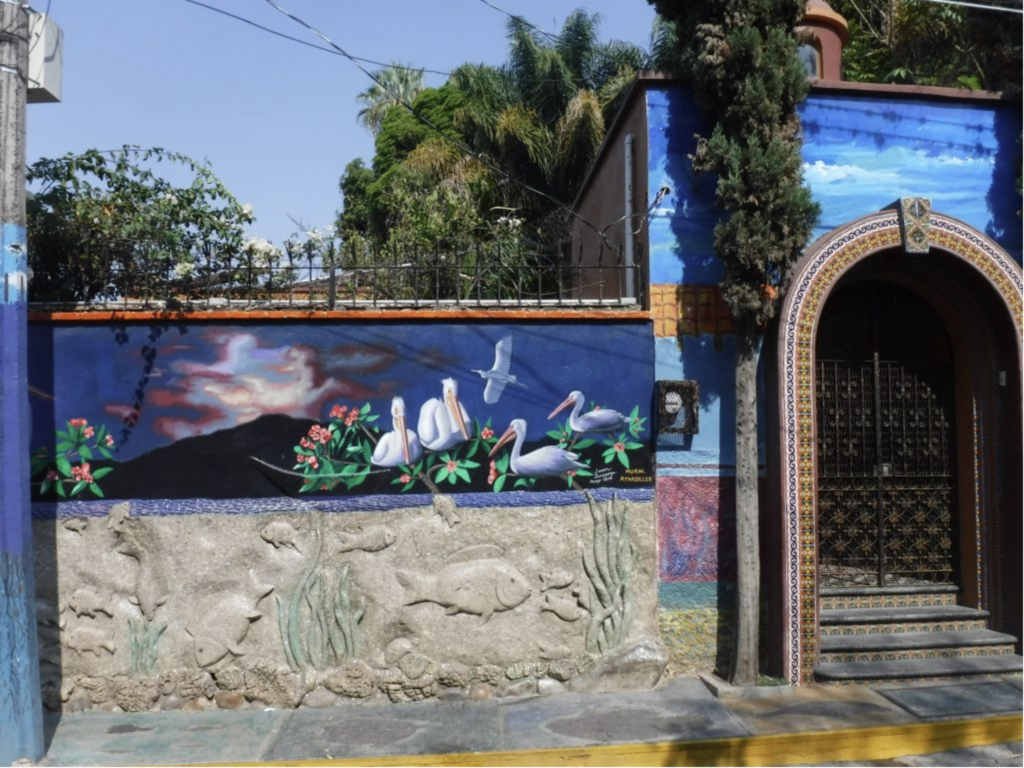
[31,675,1022,766]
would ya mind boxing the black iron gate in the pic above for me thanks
[815,281,959,589]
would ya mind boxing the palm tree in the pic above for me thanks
[356,63,426,134]
[449,11,654,222]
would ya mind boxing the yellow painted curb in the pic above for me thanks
[200,714,1022,767]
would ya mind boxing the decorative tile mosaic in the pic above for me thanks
[817,671,1017,687]
[819,620,988,636]
[821,646,1016,664]
[659,607,733,676]
[779,212,1024,684]
[819,593,958,610]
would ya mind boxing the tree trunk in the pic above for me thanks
[730,314,760,685]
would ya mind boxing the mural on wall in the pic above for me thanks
[28,321,653,504]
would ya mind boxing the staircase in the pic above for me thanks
[814,586,1023,685]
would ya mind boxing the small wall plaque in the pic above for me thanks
[657,380,699,434]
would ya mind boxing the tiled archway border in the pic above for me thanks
[777,211,1024,684]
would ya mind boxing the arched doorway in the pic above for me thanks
[816,278,959,591]
[776,209,1023,684]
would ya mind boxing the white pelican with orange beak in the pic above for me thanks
[489,419,586,477]
[418,378,471,452]
[372,397,423,467]
[548,390,628,436]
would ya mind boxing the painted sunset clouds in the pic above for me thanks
[149,331,348,441]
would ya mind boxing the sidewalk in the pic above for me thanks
[35,675,1022,767]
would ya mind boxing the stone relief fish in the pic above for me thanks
[396,558,532,624]
[538,568,574,592]
[185,571,274,669]
[336,525,395,554]
[62,517,89,534]
[260,520,301,552]
[540,592,587,622]
[65,588,114,619]
[65,626,116,656]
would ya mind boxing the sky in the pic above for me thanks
[27,0,659,249]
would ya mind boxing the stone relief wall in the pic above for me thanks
[33,493,664,712]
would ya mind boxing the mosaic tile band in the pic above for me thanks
[779,211,1024,684]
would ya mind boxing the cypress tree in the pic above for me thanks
[649,0,820,685]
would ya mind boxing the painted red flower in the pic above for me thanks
[344,411,359,426]
[446,460,458,472]
[71,463,93,483]
[329,404,348,419]
[613,442,625,452]
[105,435,115,447]
[481,427,494,440]
[69,418,88,428]
[308,457,319,469]
[487,459,498,485]
[46,470,59,482]
[83,426,95,439]
[399,473,412,484]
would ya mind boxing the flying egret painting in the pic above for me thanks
[548,390,629,436]
[471,335,526,404]
[418,378,471,452]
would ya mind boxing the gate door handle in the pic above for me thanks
[874,463,893,477]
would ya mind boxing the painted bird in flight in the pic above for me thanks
[471,334,526,404]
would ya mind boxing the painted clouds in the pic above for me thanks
[150,331,347,441]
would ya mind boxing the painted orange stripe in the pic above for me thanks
[29,309,651,323]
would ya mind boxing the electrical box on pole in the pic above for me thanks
[27,12,62,103]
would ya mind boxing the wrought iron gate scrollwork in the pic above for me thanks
[815,281,958,589]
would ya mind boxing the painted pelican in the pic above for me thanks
[418,378,471,452]
[548,390,628,436]
[489,419,586,478]
[471,335,526,404]
[372,396,423,467]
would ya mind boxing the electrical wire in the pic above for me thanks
[260,0,621,252]
[181,0,449,75]
[475,0,561,43]
[918,0,1023,11]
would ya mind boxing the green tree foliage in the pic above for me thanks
[27,146,252,303]
[336,158,374,241]
[836,0,1022,92]
[355,62,426,134]
[650,0,820,685]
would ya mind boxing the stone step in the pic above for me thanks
[820,629,1017,653]
[815,654,1023,681]
[820,604,989,626]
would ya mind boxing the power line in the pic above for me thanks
[475,0,562,43]
[918,0,1023,12]
[260,0,621,251]
[181,0,450,75]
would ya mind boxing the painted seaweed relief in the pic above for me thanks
[28,322,653,502]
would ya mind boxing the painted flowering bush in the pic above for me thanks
[391,417,496,493]
[31,418,117,498]
[292,403,379,493]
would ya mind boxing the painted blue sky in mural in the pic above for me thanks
[29,322,653,463]
[644,85,1022,287]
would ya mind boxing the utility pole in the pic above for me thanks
[0,1,44,763]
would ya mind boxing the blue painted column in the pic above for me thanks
[0,222,43,763]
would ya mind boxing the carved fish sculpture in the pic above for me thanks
[337,525,395,553]
[66,626,115,656]
[538,568,574,592]
[540,592,587,622]
[66,588,113,619]
[396,559,532,624]
[185,574,274,668]
[260,520,301,552]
